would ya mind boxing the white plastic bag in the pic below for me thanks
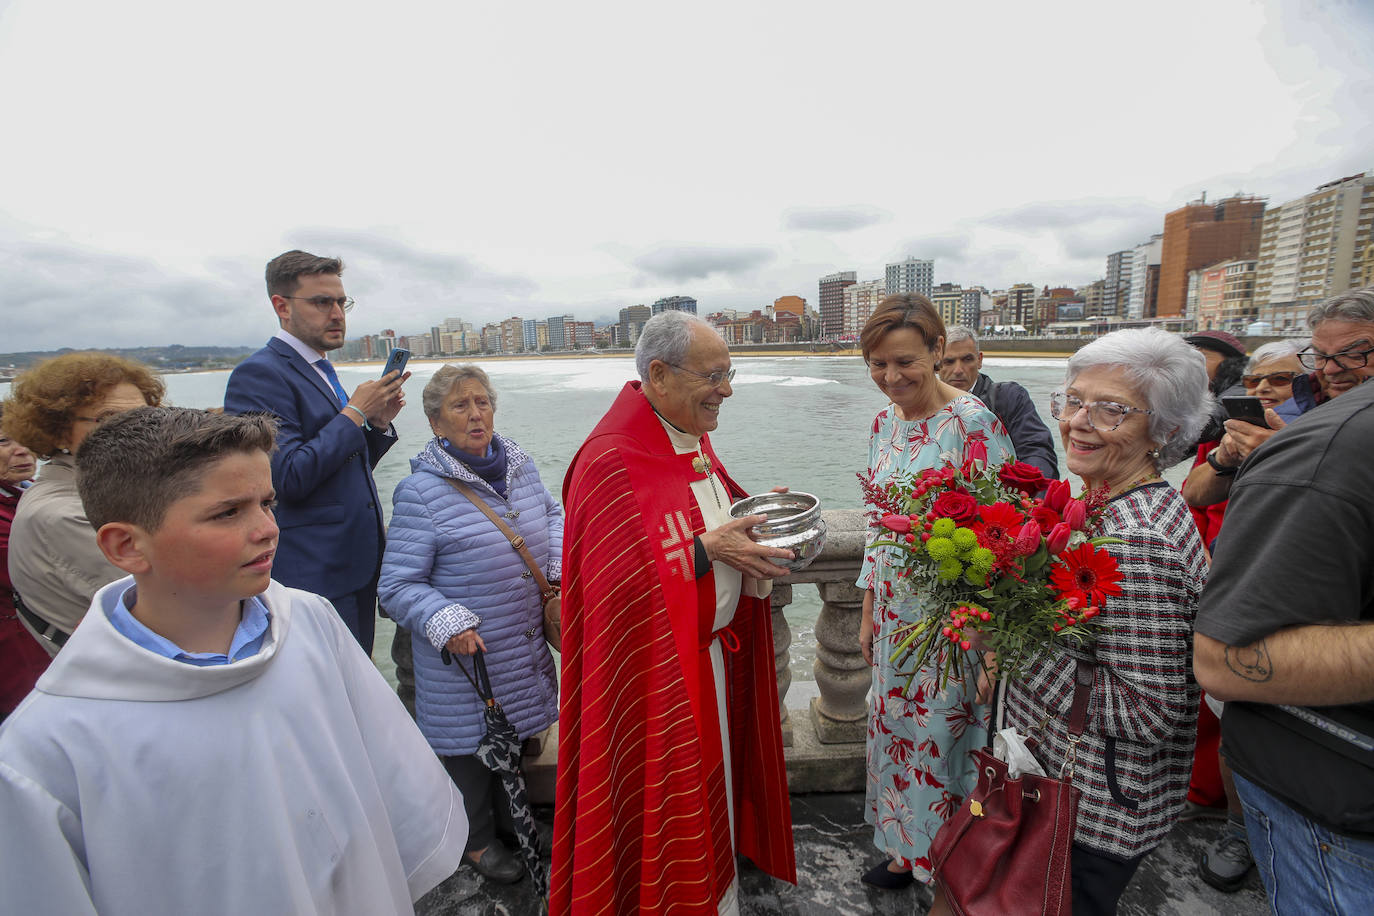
[993,727,1047,778]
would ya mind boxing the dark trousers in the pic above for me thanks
[328,581,378,657]
[443,755,513,854]
[1071,843,1146,915]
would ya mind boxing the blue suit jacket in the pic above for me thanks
[224,338,395,600]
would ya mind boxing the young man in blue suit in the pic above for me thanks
[224,250,409,655]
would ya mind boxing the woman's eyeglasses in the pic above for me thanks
[1242,371,1298,388]
[1049,392,1152,432]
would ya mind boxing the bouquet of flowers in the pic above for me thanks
[860,459,1123,694]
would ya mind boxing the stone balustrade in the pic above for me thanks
[389,507,873,796]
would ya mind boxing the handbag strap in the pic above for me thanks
[1062,659,1095,781]
[446,478,557,601]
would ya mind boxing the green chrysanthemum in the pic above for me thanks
[970,547,996,569]
[930,517,956,539]
[950,527,979,554]
[926,537,957,562]
[937,558,964,581]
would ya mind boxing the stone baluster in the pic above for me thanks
[782,509,870,745]
[770,583,793,745]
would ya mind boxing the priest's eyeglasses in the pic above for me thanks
[668,364,736,388]
[1297,344,1374,371]
[284,295,355,314]
[1049,392,1152,432]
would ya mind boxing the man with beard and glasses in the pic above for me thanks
[224,250,409,654]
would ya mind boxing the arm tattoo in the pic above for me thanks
[1225,642,1274,683]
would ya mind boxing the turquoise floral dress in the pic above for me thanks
[857,395,1015,881]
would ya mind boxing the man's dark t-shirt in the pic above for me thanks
[1195,380,1374,837]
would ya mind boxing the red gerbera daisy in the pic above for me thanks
[1049,542,1124,608]
[972,502,1024,545]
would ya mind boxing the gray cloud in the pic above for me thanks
[0,228,544,352]
[889,232,974,265]
[782,205,891,233]
[632,244,776,283]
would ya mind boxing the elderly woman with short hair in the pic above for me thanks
[2,353,164,655]
[993,328,1212,916]
[378,364,562,886]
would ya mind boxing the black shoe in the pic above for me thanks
[1199,832,1253,893]
[466,843,525,884]
[862,859,915,890]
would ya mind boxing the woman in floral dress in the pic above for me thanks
[856,295,1015,890]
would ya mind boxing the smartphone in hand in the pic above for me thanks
[1222,395,1269,427]
[382,347,411,378]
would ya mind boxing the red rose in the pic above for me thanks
[880,513,912,534]
[1031,505,1060,534]
[997,461,1048,495]
[931,490,979,525]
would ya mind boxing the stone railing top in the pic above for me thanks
[779,508,867,585]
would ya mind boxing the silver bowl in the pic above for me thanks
[728,491,827,574]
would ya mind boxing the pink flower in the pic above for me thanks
[1063,499,1088,531]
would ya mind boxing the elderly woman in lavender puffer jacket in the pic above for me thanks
[379,364,562,886]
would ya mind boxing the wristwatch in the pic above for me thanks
[1206,447,1238,477]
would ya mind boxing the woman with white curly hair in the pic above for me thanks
[988,328,1214,915]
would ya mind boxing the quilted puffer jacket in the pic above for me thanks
[378,435,563,756]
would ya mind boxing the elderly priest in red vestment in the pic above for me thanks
[550,311,798,915]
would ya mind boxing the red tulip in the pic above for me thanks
[1063,500,1087,531]
[1047,522,1072,554]
[1012,522,1041,556]
[1044,479,1071,513]
[880,513,912,534]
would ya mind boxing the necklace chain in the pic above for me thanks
[692,452,724,511]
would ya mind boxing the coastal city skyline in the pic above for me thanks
[3,0,1372,353]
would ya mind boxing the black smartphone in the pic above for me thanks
[382,348,411,378]
[1222,395,1268,427]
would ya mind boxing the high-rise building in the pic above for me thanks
[499,317,525,353]
[546,314,575,350]
[1004,284,1037,329]
[841,279,886,335]
[1253,171,1374,332]
[772,295,807,321]
[522,319,539,352]
[1158,195,1266,318]
[1127,235,1163,319]
[618,304,652,348]
[960,287,991,327]
[818,271,857,338]
[1103,251,1133,318]
[572,321,595,349]
[1078,280,1105,319]
[930,283,964,328]
[651,295,697,315]
[885,258,934,297]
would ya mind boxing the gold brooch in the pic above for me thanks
[692,455,712,475]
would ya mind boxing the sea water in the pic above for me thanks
[164,355,1170,685]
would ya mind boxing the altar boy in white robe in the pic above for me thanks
[0,407,466,916]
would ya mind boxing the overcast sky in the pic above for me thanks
[2,0,1371,351]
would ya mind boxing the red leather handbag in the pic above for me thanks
[929,661,1094,916]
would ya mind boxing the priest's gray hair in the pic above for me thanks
[635,311,714,382]
[422,364,496,419]
[1064,327,1213,470]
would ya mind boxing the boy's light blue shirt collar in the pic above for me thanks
[106,582,271,667]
